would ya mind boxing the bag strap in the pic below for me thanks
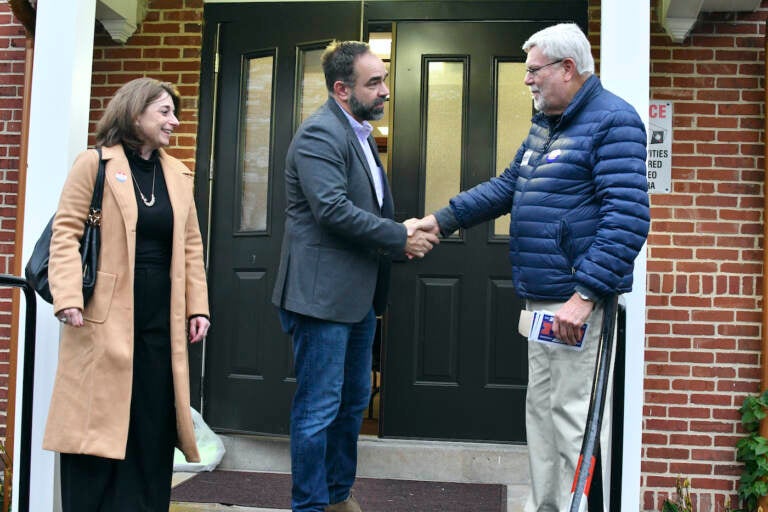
[86,147,106,227]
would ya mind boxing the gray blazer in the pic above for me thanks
[272,98,406,323]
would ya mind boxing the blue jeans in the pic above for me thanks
[279,308,376,512]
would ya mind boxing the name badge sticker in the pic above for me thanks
[521,149,533,167]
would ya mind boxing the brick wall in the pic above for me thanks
[90,0,203,169]
[640,1,767,510]
[0,0,29,439]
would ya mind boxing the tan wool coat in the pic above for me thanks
[42,144,209,461]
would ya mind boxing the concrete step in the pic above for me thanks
[218,434,531,512]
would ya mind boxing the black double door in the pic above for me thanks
[198,1,586,442]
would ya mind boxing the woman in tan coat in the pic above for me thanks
[43,78,210,511]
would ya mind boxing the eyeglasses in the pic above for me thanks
[525,59,564,76]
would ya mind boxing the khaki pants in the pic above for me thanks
[523,300,614,512]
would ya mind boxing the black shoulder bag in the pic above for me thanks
[25,147,105,305]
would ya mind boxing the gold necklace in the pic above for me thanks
[131,164,156,207]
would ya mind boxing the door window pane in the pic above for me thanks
[424,60,465,227]
[298,47,327,125]
[369,61,391,172]
[240,54,274,232]
[494,61,531,237]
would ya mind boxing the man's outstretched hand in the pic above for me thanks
[403,215,441,259]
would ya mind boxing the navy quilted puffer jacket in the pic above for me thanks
[439,75,650,301]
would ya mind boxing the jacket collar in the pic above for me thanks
[533,74,602,129]
[327,96,350,126]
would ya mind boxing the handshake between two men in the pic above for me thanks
[402,214,440,259]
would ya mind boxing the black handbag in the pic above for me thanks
[25,147,105,305]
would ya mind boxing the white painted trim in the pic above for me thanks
[99,18,138,44]
[96,0,148,43]
[600,1,650,510]
[16,0,97,510]
[659,0,761,42]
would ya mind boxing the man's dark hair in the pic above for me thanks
[321,40,371,93]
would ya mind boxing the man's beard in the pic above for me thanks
[531,91,547,113]
[349,93,385,121]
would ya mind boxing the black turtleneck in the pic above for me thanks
[124,147,173,269]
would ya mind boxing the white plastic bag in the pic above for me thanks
[173,407,225,472]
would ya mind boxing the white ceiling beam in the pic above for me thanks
[95,0,148,44]
[659,0,762,43]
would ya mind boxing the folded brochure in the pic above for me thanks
[519,310,588,351]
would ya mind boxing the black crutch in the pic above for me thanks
[567,295,619,512]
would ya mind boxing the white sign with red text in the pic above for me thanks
[647,100,672,194]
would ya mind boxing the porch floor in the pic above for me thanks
[170,433,529,512]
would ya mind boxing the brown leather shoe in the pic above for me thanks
[325,494,362,512]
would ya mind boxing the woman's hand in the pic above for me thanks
[188,316,210,344]
[57,308,84,328]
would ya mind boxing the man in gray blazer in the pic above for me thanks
[272,41,437,512]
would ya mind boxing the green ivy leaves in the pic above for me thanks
[735,390,768,512]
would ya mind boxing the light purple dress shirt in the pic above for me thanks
[337,101,385,208]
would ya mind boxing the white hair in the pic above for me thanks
[522,23,595,75]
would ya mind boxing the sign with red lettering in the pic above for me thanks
[647,100,672,194]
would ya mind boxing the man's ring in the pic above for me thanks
[59,316,67,324]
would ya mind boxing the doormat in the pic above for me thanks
[171,470,506,512]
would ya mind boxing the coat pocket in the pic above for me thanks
[83,271,117,324]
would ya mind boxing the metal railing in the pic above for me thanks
[0,274,36,512]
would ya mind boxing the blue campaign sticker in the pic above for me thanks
[115,172,128,183]
[546,149,562,162]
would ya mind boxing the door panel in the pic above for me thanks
[382,21,550,442]
[203,2,361,435]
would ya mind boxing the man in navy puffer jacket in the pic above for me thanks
[417,23,649,512]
